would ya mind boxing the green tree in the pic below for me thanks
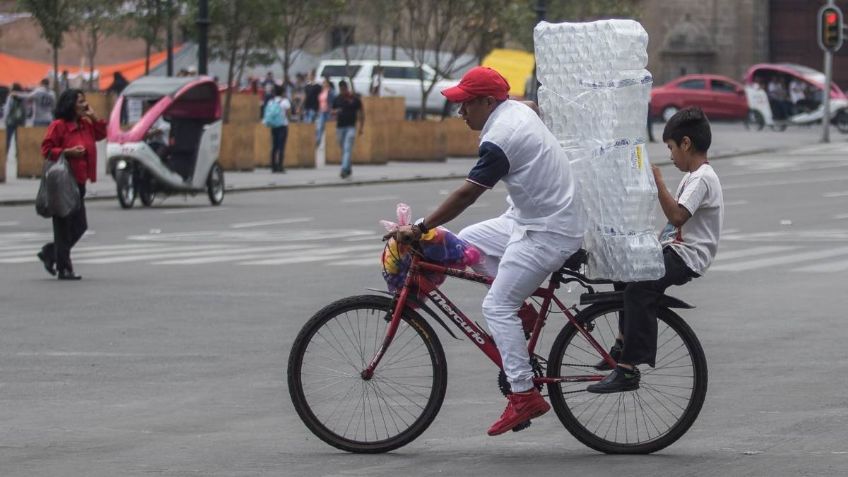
[270,0,343,83]
[69,0,120,90]
[17,0,73,94]
[400,0,479,118]
[194,0,277,122]
[125,0,182,75]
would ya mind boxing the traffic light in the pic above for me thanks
[819,5,844,52]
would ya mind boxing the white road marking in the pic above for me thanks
[823,191,848,198]
[152,244,322,264]
[162,207,229,215]
[794,259,848,273]
[0,221,20,226]
[723,200,749,206]
[230,218,313,229]
[713,246,799,261]
[341,195,398,204]
[710,246,848,272]
[834,213,848,220]
[723,175,848,190]
[240,244,380,265]
[344,235,381,242]
[74,244,231,264]
[330,257,382,266]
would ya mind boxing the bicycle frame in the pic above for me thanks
[362,252,614,385]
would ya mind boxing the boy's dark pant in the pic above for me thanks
[619,247,698,367]
[42,183,87,272]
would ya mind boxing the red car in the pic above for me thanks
[650,74,748,121]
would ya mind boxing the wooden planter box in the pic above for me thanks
[223,93,260,124]
[253,123,316,169]
[16,126,48,178]
[387,120,447,162]
[324,122,389,166]
[85,92,112,121]
[219,123,255,171]
[441,117,479,157]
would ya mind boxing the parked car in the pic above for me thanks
[650,74,748,121]
[315,59,458,116]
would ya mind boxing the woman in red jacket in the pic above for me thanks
[37,89,107,280]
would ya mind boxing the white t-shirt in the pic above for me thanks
[470,100,585,239]
[659,163,724,275]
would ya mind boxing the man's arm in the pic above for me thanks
[423,181,486,229]
[652,165,690,227]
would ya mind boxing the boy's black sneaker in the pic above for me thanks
[593,339,623,371]
[586,365,640,394]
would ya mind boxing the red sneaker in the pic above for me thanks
[487,389,551,436]
[518,303,540,337]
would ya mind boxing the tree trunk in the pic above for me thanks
[145,41,152,75]
[224,45,237,123]
[53,46,60,96]
[89,30,97,91]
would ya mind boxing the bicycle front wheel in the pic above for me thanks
[547,304,707,454]
[288,295,447,453]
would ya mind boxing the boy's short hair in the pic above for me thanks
[662,107,712,152]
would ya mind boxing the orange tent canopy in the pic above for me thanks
[0,47,180,90]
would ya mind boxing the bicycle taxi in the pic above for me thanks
[288,228,707,454]
[105,76,225,208]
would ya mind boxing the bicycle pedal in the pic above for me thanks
[512,420,532,432]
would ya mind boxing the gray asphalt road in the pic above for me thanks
[1,140,847,476]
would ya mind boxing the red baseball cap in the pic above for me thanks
[441,66,511,103]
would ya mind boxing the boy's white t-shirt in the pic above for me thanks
[659,163,724,275]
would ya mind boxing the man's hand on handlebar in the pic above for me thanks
[382,224,423,244]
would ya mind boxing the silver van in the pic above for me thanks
[316,60,458,116]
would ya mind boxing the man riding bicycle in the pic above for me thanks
[393,66,585,436]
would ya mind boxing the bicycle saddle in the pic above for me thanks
[561,249,588,271]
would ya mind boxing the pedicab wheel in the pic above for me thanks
[288,295,448,453]
[661,106,679,122]
[116,170,136,209]
[206,162,224,205]
[547,304,708,454]
[833,110,848,134]
[744,110,765,131]
[139,177,155,207]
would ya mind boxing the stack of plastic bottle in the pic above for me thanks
[535,20,664,281]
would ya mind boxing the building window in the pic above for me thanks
[331,26,355,49]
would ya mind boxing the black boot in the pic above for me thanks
[594,339,624,371]
[37,250,56,276]
[586,365,640,394]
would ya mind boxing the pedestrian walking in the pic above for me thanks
[390,66,585,435]
[27,79,56,126]
[4,83,26,155]
[261,84,291,173]
[315,77,335,147]
[302,70,322,123]
[37,89,107,280]
[332,80,364,179]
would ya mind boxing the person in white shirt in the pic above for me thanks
[588,106,724,394]
[391,67,585,436]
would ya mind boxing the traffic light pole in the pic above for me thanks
[822,49,832,143]
[822,0,836,143]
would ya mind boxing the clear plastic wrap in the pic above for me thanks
[535,20,664,281]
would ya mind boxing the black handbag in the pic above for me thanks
[35,155,80,218]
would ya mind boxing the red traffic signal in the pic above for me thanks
[819,5,844,52]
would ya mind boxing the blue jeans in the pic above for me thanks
[302,109,317,123]
[336,126,356,173]
[315,111,330,146]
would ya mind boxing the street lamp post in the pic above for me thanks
[166,0,174,77]
[197,0,210,76]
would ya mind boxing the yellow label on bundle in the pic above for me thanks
[635,145,644,170]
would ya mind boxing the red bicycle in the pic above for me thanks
[288,244,707,454]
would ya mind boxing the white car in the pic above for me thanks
[315,60,459,116]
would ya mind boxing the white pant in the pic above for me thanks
[459,217,582,393]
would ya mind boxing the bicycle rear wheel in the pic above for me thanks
[288,295,447,453]
[547,303,707,454]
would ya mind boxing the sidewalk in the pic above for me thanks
[0,125,823,206]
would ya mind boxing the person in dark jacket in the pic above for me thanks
[37,89,107,280]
